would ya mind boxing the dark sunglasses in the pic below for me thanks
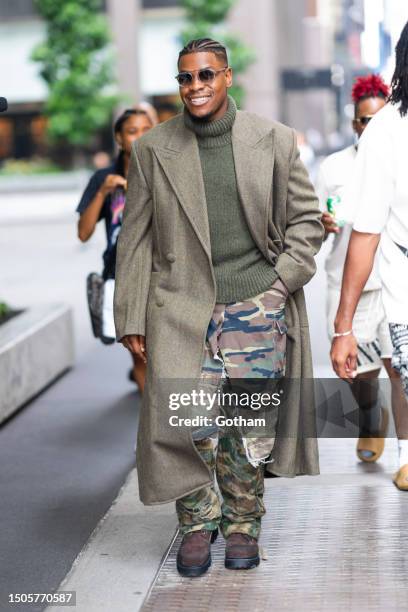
[355,115,374,127]
[175,66,228,87]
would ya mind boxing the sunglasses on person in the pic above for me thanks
[355,115,375,127]
[175,66,228,87]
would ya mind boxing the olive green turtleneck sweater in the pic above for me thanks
[184,95,278,303]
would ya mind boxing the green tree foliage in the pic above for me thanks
[32,0,117,146]
[180,0,256,107]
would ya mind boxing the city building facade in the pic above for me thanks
[1,0,407,163]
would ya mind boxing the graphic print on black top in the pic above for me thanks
[76,157,125,280]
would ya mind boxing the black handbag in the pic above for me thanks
[86,272,115,345]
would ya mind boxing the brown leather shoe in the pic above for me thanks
[225,533,260,570]
[176,529,218,577]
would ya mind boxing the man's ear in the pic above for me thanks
[226,67,233,89]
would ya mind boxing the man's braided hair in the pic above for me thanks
[178,38,228,66]
[389,21,408,117]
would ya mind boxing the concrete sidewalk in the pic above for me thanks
[46,470,176,612]
[48,438,406,612]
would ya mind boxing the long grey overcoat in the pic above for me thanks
[114,109,324,505]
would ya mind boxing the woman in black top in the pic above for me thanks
[77,108,154,392]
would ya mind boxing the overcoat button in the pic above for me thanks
[166,253,176,263]
[156,298,164,307]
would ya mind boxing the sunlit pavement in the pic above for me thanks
[46,438,408,612]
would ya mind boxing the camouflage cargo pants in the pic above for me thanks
[176,279,288,540]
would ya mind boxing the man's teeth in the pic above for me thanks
[190,97,210,106]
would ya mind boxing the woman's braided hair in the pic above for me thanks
[114,108,150,135]
[389,21,408,117]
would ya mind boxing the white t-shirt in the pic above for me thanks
[315,145,382,291]
[352,103,408,324]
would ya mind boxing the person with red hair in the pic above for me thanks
[317,73,406,470]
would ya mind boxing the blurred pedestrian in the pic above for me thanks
[330,22,408,490]
[114,37,323,576]
[77,108,155,392]
[316,74,407,465]
[297,131,315,175]
[92,151,111,170]
[134,101,159,127]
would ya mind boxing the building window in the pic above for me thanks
[143,0,179,8]
[0,0,37,19]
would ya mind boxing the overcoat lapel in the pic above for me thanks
[232,114,276,258]
[152,123,212,261]
[152,112,276,264]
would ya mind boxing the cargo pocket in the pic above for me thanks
[269,315,287,378]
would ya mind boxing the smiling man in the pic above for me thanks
[114,38,324,577]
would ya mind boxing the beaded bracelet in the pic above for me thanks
[332,330,353,338]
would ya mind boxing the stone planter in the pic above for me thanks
[0,304,74,424]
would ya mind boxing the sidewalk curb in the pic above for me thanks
[46,469,176,612]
